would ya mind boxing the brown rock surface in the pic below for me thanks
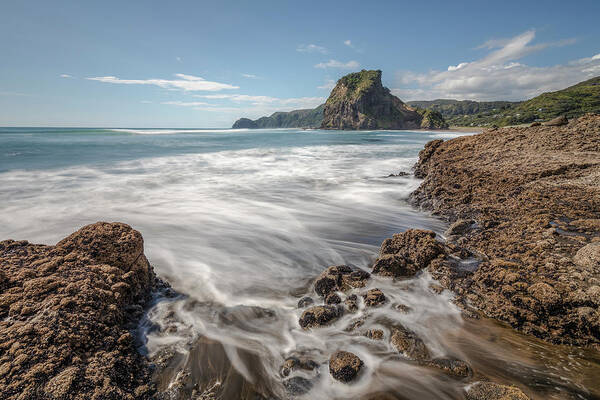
[313,265,370,297]
[298,305,341,328]
[0,222,164,399]
[362,288,386,307]
[410,114,600,346]
[390,326,430,361]
[328,351,363,382]
[466,382,530,400]
[372,229,444,278]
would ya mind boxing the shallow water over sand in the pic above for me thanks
[0,127,598,399]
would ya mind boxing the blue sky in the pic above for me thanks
[1,0,599,127]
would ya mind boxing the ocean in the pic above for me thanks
[1,127,597,399]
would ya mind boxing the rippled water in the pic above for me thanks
[1,127,598,399]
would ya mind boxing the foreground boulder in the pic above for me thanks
[329,351,363,382]
[372,230,444,278]
[410,114,600,346]
[466,382,530,400]
[0,222,163,399]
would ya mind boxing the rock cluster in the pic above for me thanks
[0,222,165,399]
[410,114,600,346]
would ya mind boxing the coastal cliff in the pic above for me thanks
[321,70,439,130]
[410,114,600,346]
[0,222,166,399]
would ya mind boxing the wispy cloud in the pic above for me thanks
[392,30,598,101]
[60,74,73,78]
[140,100,152,104]
[162,100,211,106]
[344,40,353,47]
[86,73,239,92]
[193,94,324,107]
[241,73,261,79]
[176,56,182,62]
[297,44,328,54]
[315,59,360,69]
[317,79,336,90]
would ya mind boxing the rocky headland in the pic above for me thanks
[0,222,168,399]
[232,70,448,130]
[320,70,447,130]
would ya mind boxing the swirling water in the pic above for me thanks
[0,127,598,399]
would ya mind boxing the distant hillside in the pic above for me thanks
[411,76,600,127]
[232,104,324,129]
[408,100,519,117]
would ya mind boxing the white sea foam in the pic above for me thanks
[1,134,589,399]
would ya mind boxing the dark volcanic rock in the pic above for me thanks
[344,294,359,312]
[365,329,384,340]
[426,358,472,378]
[320,70,430,130]
[325,293,341,305]
[329,351,363,382]
[390,326,430,361]
[372,230,444,278]
[362,288,386,307]
[409,114,600,346]
[297,296,314,308]
[0,222,163,399]
[466,382,530,400]
[314,265,369,297]
[299,305,341,328]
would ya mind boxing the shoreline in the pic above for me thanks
[410,114,600,347]
[1,117,598,398]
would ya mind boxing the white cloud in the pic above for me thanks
[392,30,599,101]
[447,62,468,71]
[592,54,600,61]
[193,94,324,107]
[162,101,211,107]
[241,73,260,79]
[60,74,73,78]
[176,57,182,62]
[317,79,336,90]
[315,59,360,69]
[140,100,152,104]
[297,44,328,54]
[86,73,238,92]
[344,40,352,47]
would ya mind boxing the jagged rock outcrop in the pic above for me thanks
[410,114,600,346]
[321,70,445,130]
[0,222,165,399]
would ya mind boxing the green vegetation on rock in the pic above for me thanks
[417,108,449,129]
[410,76,600,127]
[232,104,324,129]
[321,70,429,130]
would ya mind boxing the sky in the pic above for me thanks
[1,0,599,127]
